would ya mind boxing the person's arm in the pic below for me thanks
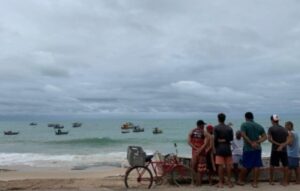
[257,133,267,144]
[228,128,234,142]
[188,130,197,150]
[277,131,293,151]
[268,132,278,145]
[240,123,252,145]
[288,131,294,146]
[197,132,211,154]
[212,135,216,153]
[214,128,218,146]
[206,135,213,152]
[241,131,252,145]
[241,131,260,149]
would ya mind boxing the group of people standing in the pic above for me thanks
[188,112,300,188]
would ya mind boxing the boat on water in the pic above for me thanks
[121,122,135,129]
[121,129,130,134]
[48,123,58,127]
[29,122,37,126]
[53,124,64,129]
[4,131,19,135]
[153,127,163,134]
[55,129,68,135]
[132,126,144,133]
[72,122,82,128]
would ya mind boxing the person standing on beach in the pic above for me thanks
[237,112,267,188]
[285,121,300,184]
[268,114,289,186]
[231,130,243,182]
[214,113,234,188]
[188,120,210,185]
[206,124,216,185]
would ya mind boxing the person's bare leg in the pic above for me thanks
[226,164,233,187]
[191,157,199,185]
[287,169,292,185]
[252,167,259,188]
[296,168,300,184]
[237,167,246,185]
[217,165,224,187]
[208,171,213,185]
[282,167,288,186]
[233,163,239,182]
[199,172,203,186]
[270,166,275,185]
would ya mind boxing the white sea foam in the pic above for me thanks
[0,152,127,168]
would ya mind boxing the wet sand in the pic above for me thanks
[0,165,299,191]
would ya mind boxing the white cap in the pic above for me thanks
[271,114,279,122]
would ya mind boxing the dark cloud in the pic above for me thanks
[0,0,300,117]
[40,67,70,78]
[78,98,119,103]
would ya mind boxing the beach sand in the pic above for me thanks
[0,165,299,191]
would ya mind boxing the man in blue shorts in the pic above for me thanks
[237,112,267,188]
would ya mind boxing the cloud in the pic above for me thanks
[44,84,62,93]
[0,0,300,117]
[170,81,263,101]
[77,97,119,103]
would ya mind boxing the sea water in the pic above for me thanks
[0,118,299,169]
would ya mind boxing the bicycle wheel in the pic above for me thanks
[125,166,153,189]
[171,165,194,186]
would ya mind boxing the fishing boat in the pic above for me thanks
[121,129,130,134]
[121,122,135,129]
[4,131,19,135]
[48,123,58,127]
[53,124,64,129]
[132,126,144,133]
[29,122,37,126]
[152,127,163,134]
[72,122,82,128]
[55,129,68,135]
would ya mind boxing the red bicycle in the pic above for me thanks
[124,144,194,189]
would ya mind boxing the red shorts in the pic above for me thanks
[215,155,233,165]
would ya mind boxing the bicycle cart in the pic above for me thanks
[124,145,194,189]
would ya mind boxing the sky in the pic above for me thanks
[0,0,300,119]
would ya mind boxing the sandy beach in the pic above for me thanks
[1,165,299,191]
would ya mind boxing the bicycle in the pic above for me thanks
[124,143,194,189]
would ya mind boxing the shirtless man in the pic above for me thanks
[188,120,210,185]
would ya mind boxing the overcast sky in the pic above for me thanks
[0,0,300,118]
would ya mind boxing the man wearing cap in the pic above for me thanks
[188,120,210,185]
[268,114,289,186]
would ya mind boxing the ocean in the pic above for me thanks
[0,118,299,169]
